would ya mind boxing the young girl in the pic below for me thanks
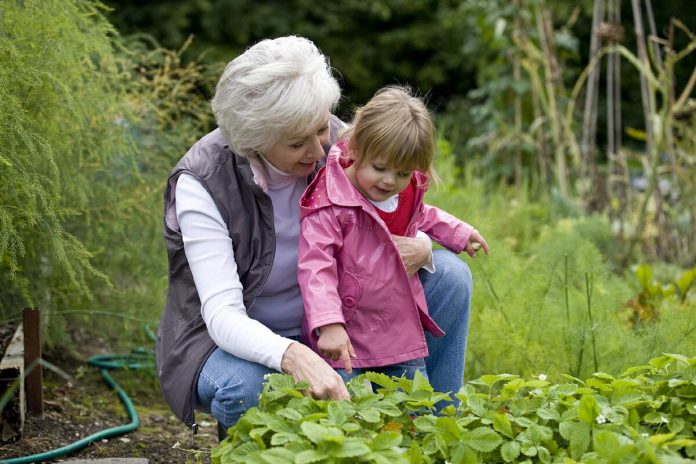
[298,86,489,382]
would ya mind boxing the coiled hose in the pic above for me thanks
[1,342,154,464]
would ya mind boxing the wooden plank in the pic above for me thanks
[1,324,25,442]
[23,308,43,416]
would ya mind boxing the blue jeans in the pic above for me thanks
[197,250,472,430]
[335,357,428,384]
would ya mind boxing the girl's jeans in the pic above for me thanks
[196,250,472,430]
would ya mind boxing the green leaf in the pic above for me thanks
[300,422,343,444]
[277,408,304,422]
[342,422,361,433]
[435,416,463,442]
[493,413,514,438]
[376,403,402,417]
[461,427,502,452]
[621,364,654,377]
[566,421,591,459]
[358,407,381,423]
[467,395,488,417]
[501,440,521,462]
[371,431,403,450]
[649,432,678,446]
[592,372,615,381]
[578,394,600,423]
[327,401,348,425]
[537,445,551,463]
[413,415,437,432]
[406,442,424,463]
[259,447,295,463]
[364,371,397,390]
[412,369,434,392]
[294,449,328,464]
[330,438,371,458]
[536,407,561,422]
[472,373,519,388]
[271,432,300,446]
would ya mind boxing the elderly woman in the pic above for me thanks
[156,36,473,434]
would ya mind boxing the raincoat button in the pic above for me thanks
[343,296,356,307]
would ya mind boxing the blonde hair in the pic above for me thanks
[345,86,437,178]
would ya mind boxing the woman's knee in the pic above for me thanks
[431,250,473,292]
[199,349,271,428]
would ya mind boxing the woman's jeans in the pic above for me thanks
[197,250,473,430]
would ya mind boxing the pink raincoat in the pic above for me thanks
[298,141,474,368]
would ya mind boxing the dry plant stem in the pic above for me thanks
[512,0,523,191]
[534,5,568,198]
[584,272,599,374]
[580,0,604,208]
[631,0,655,153]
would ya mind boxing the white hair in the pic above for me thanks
[211,36,341,158]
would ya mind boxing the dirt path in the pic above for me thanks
[0,346,218,463]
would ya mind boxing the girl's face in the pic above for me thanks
[346,149,413,202]
[263,114,331,177]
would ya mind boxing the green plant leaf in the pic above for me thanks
[327,401,348,426]
[300,422,343,445]
[461,427,502,452]
[329,438,371,458]
[412,369,433,392]
[371,431,403,450]
[258,447,295,463]
[566,421,591,459]
[493,413,515,438]
[501,440,521,462]
[358,407,382,423]
[294,449,328,464]
[537,407,561,422]
[578,394,600,423]
[270,432,300,446]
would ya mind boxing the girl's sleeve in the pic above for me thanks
[417,204,474,254]
[298,209,346,333]
[176,174,294,371]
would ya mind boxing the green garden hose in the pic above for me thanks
[1,344,155,464]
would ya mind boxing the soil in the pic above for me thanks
[0,330,219,463]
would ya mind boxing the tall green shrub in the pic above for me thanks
[0,0,215,347]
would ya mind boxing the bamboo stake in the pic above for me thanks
[631,0,654,155]
[581,0,605,210]
[535,5,568,197]
[512,0,523,191]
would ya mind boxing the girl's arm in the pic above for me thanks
[417,204,489,257]
[297,209,346,333]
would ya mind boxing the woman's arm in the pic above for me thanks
[176,174,293,370]
[177,175,350,400]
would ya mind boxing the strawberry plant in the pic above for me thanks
[213,354,696,463]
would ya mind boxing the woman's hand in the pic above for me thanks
[317,323,356,373]
[392,234,431,278]
[280,342,350,400]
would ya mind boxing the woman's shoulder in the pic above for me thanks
[175,129,239,177]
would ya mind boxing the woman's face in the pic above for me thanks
[263,114,331,177]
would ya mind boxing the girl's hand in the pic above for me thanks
[392,234,431,277]
[280,342,350,400]
[317,323,356,373]
[465,229,490,257]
